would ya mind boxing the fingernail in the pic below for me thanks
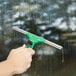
[23,44,26,47]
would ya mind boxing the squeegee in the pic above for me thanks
[12,26,63,50]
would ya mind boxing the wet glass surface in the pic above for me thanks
[0,0,76,76]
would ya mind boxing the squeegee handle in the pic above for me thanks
[12,26,45,48]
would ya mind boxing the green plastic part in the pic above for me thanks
[25,32,45,48]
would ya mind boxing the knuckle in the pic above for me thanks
[28,58,32,63]
[30,58,32,62]
[27,64,31,69]
[28,48,35,55]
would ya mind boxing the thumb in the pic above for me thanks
[22,44,26,48]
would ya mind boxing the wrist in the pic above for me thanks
[5,60,16,76]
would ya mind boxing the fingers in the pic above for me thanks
[22,44,35,55]
[28,48,35,55]
[26,64,31,69]
[25,56,32,70]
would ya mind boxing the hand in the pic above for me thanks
[7,44,35,75]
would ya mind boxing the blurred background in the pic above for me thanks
[0,0,76,76]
